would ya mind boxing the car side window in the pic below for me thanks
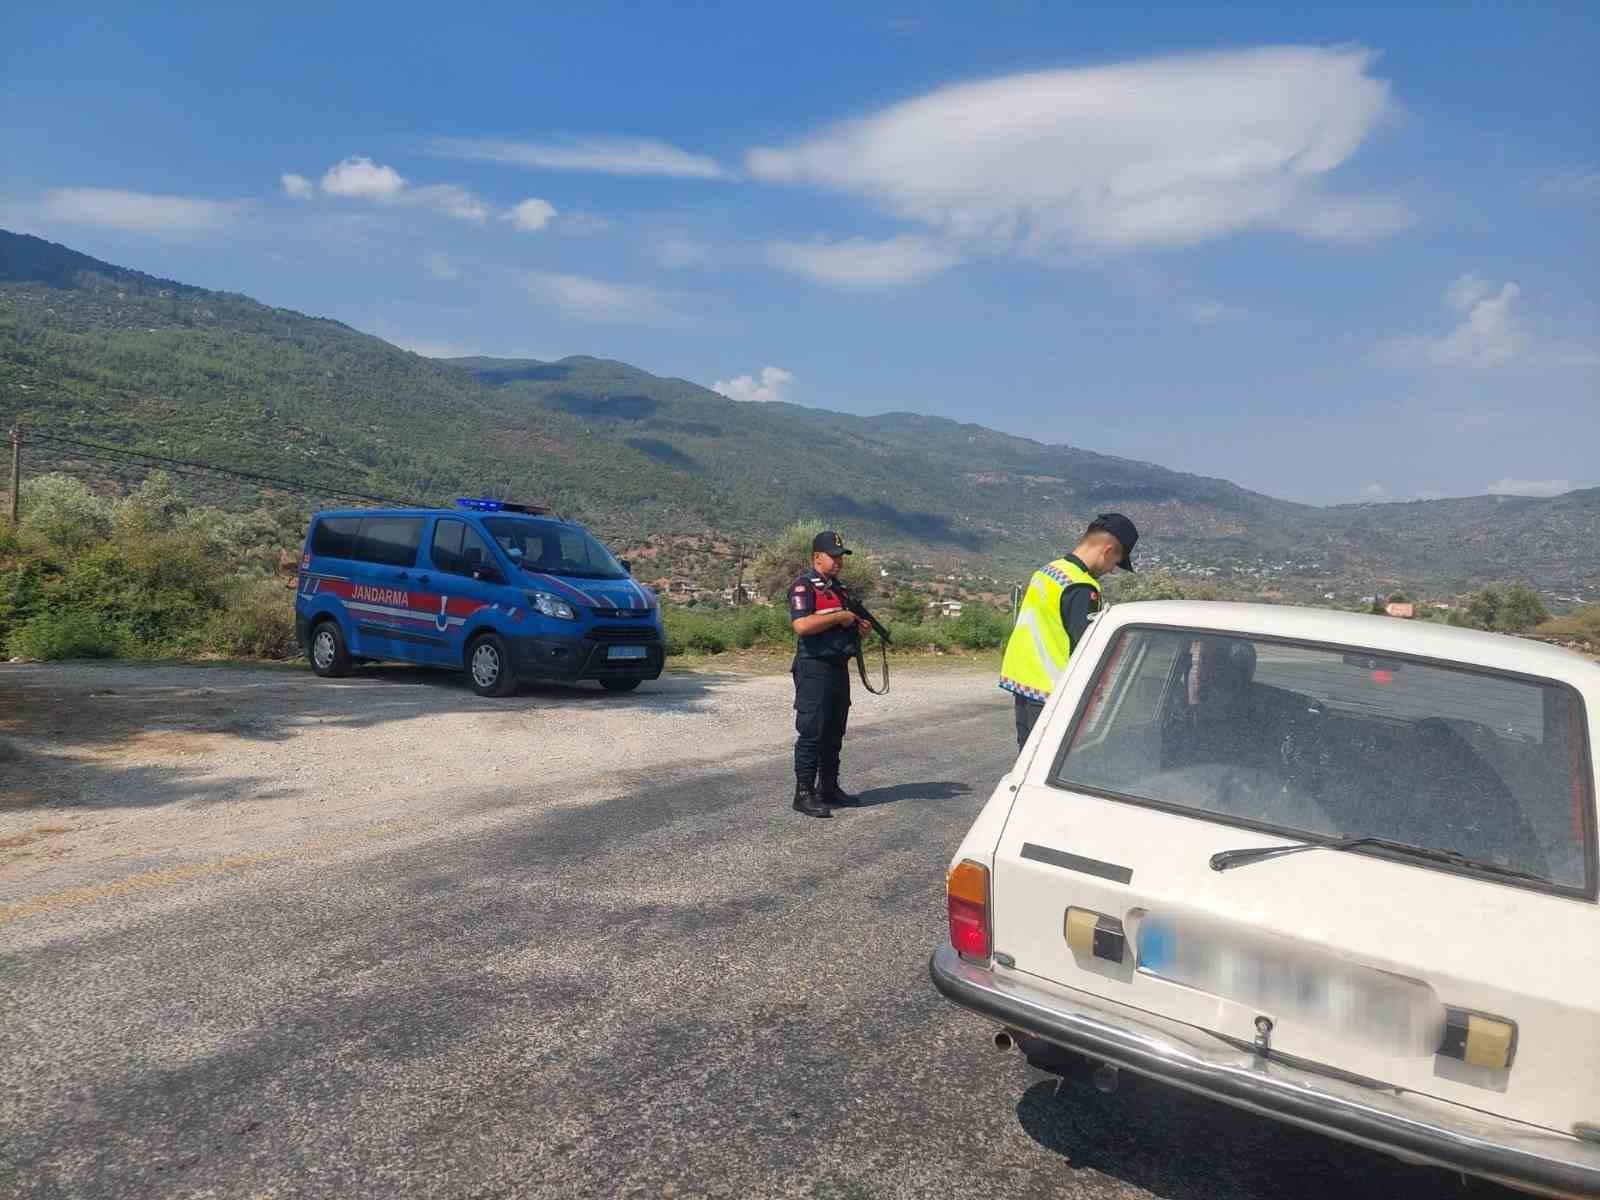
[354,517,423,567]
[311,516,360,558]
[431,519,465,573]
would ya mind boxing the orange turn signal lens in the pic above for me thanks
[947,860,991,962]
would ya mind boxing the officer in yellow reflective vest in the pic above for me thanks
[1000,513,1140,749]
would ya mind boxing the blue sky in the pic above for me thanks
[3,1,1596,505]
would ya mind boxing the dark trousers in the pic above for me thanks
[794,657,851,787]
[1014,694,1045,751]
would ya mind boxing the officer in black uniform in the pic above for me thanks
[787,530,871,818]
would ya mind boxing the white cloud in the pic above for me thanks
[1375,274,1600,370]
[430,136,730,180]
[1486,478,1573,498]
[747,46,1405,256]
[503,197,557,232]
[321,156,407,199]
[423,253,461,281]
[281,172,314,199]
[316,156,488,223]
[767,234,960,289]
[521,271,664,322]
[410,184,489,223]
[712,366,795,403]
[42,188,234,236]
[653,236,709,268]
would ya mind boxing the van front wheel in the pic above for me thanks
[308,620,351,678]
[467,634,517,697]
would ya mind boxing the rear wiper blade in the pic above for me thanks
[1209,835,1545,881]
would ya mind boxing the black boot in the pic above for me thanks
[820,777,859,806]
[793,784,832,818]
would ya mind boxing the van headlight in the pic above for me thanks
[525,591,577,621]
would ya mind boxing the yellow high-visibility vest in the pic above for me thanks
[999,558,1100,701]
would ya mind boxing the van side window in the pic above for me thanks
[354,517,423,567]
[431,519,465,572]
[432,519,494,577]
[311,516,360,558]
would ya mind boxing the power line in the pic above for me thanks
[24,429,429,508]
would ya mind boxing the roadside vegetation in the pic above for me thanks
[3,477,1588,665]
[1,472,302,661]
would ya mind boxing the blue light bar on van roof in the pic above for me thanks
[455,497,552,515]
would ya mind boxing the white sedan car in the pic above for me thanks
[932,601,1598,1198]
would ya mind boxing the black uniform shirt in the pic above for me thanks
[1059,553,1102,648]
[788,572,861,661]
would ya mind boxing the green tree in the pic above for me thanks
[1497,584,1550,633]
[1464,587,1502,630]
[891,589,925,625]
[749,520,878,603]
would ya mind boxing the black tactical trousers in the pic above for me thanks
[1014,694,1045,751]
[794,656,851,787]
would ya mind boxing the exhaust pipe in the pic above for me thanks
[1092,1062,1120,1093]
[992,1029,1016,1052]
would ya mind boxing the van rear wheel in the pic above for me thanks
[308,620,351,678]
[467,633,517,697]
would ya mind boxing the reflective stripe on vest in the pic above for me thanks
[998,558,1100,701]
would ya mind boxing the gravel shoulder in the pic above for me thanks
[0,659,998,906]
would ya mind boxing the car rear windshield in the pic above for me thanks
[483,517,626,580]
[1052,627,1594,892]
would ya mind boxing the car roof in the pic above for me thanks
[312,507,579,527]
[1098,600,1598,687]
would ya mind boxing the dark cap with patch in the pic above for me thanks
[812,530,852,557]
[1087,513,1139,571]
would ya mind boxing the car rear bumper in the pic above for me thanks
[929,944,1600,1199]
[509,632,664,683]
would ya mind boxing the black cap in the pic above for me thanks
[812,530,852,557]
[1087,513,1139,571]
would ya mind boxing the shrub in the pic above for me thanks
[15,473,112,556]
[662,607,730,655]
[204,577,300,659]
[7,609,128,660]
[1537,604,1600,646]
[947,604,1011,650]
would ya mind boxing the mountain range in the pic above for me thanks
[1,228,1595,598]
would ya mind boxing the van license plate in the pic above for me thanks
[607,646,647,660]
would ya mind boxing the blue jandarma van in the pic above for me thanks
[294,499,664,697]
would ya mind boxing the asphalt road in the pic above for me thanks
[2,681,1519,1199]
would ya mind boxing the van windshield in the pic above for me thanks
[481,517,627,580]
[1052,628,1594,893]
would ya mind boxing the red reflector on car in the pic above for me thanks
[947,861,991,962]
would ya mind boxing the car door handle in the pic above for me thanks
[394,571,410,580]
[416,575,431,586]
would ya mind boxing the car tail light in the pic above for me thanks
[947,860,991,962]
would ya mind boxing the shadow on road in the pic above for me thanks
[1014,1073,1518,1199]
[854,781,972,807]
[0,663,741,813]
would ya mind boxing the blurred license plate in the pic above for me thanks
[607,645,647,660]
[1137,912,1443,1056]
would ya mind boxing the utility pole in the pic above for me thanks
[731,543,749,607]
[7,427,19,527]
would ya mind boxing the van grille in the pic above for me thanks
[590,625,661,642]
